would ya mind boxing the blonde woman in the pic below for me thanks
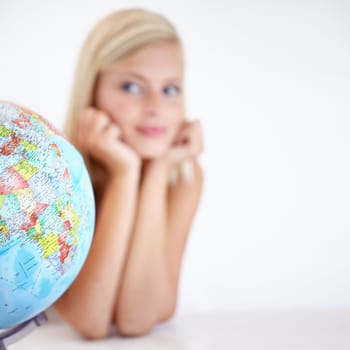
[54,8,204,339]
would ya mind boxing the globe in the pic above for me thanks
[0,101,95,329]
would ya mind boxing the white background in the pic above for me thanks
[0,0,349,313]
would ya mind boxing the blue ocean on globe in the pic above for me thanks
[0,101,95,329]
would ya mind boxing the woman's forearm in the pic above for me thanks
[54,169,140,338]
[115,161,173,332]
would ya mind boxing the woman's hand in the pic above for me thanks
[76,107,141,175]
[164,119,204,165]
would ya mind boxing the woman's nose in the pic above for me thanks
[144,91,163,117]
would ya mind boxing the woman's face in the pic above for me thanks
[94,40,185,159]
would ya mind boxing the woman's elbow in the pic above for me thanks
[76,323,111,340]
[115,291,177,337]
[54,307,110,340]
[158,290,178,322]
[116,317,155,337]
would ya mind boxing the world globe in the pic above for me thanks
[0,101,95,330]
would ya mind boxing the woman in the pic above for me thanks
[54,8,204,339]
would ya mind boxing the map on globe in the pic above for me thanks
[0,101,95,329]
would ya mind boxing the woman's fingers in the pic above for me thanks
[74,107,140,173]
[166,120,203,165]
[91,111,110,137]
[77,108,123,154]
[104,123,121,143]
[176,120,204,157]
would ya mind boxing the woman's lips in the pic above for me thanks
[136,126,166,137]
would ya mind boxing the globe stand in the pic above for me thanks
[0,313,47,350]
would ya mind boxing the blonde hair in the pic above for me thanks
[64,8,191,185]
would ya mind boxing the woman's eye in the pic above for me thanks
[163,85,181,96]
[122,82,142,94]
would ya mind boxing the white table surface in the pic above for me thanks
[7,310,350,350]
